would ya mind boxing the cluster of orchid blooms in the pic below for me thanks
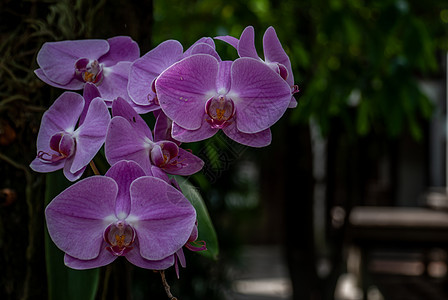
[30,26,298,276]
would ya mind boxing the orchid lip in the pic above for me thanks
[75,58,104,85]
[104,220,136,256]
[38,132,75,163]
[205,96,235,129]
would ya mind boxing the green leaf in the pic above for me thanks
[177,177,219,260]
[45,171,100,300]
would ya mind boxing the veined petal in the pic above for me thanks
[71,98,110,173]
[37,39,109,85]
[237,26,259,59]
[156,54,219,130]
[105,161,146,218]
[112,97,153,140]
[105,117,152,173]
[216,61,232,94]
[187,42,221,61]
[79,83,102,126]
[223,122,272,147]
[128,40,183,106]
[229,58,291,133]
[100,36,140,67]
[98,61,132,101]
[125,240,175,270]
[171,121,218,143]
[64,242,117,270]
[128,176,196,261]
[214,35,239,49]
[263,26,294,86]
[153,111,180,145]
[34,69,84,90]
[164,148,205,176]
[45,176,118,260]
[183,37,215,57]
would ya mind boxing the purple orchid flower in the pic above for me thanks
[45,160,197,270]
[154,54,291,147]
[105,97,204,176]
[30,91,110,181]
[35,36,140,103]
[216,26,299,108]
[127,37,219,112]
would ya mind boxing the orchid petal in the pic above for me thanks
[45,176,118,260]
[125,240,175,270]
[128,176,196,260]
[223,122,272,147]
[263,26,294,86]
[98,61,132,101]
[237,26,259,59]
[171,121,218,143]
[229,58,291,133]
[105,117,152,173]
[128,40,183,106]
[64,243,117,270]
[156,54,219,130]
[153,111,180,145]
[79,83,102,126]
[214,35,239,49]
[100,36,140,67]
[183,37,215,57]
[70,98,110,173]
[34,68,84,90]
[188,43,221,61]
[112,97,153,140]
[216,61,232,94]
[164,148,204,176]
[105,161,146,218]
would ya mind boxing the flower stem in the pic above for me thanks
[159,270,177,300]
[89,160,100,175]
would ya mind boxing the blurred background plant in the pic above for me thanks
[1,0,447,299]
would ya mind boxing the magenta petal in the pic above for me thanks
[156,54,219,130]
[229,58,291,133]
[223,122,272,147]
[45,176,118,260]
[129,176,196,260]
[164,148,204,176]
[63,161,86,182]
[153,111,180,145]
[128,40,183,106]
[125,241,175,270]
[37,39,109,85]
[70,98,110,173]
[100,36,140,67]
[98,61,132,101]
[171,121,218,143]
[183,37,215,57]
[237,26,259,59]
[79,83,102,126]
[214,35,239,49]
[105,161,146,218]
[112,97,153,140]
[34,68,84,90]
[64,243,117,270]
[216,61,232,93]
[188,43,221,61]
[263,26,294,86]
[105,117,152,173]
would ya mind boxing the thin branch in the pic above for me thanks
[159,270,178,300]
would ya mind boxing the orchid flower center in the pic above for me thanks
[104,220,135,256]
[150,141,184,171]
[75,58,103,85]
[205,96,235,129]
[37,132,75,163]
